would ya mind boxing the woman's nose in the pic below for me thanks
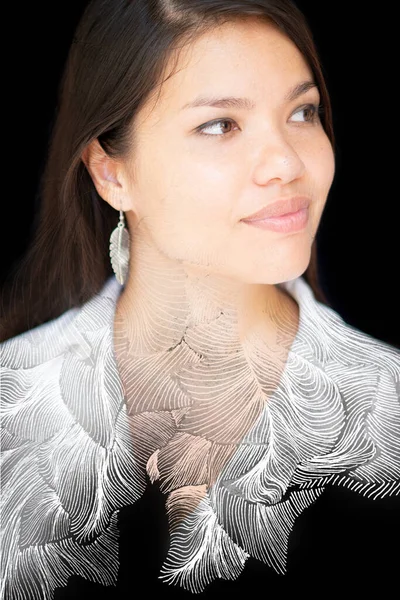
[252,137,306,186]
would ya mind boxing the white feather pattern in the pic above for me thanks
[1,275,399,598]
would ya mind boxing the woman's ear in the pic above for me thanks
[81,139,127,211]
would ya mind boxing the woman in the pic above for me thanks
[1,0,399,598]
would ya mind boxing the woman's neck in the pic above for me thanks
[113,231,300,358]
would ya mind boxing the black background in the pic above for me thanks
[3,0,399,350]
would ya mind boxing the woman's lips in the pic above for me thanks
[241,207,309,233]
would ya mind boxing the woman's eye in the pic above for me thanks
[196,118,238,138]
[195,104,322,139]
[291,103,322,123]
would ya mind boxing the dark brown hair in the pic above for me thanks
[0,0,335,342]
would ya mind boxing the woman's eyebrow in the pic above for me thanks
[180,80,318,111]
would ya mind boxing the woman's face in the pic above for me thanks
[124,17,335,284]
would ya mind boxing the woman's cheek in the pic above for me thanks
[315,135,335,188]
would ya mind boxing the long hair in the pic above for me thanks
[0,0,335,342]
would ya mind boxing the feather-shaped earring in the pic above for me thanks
[109,200,130,285]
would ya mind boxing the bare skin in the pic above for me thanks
[82,17,335,495]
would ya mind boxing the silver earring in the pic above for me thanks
[109,199,130,285]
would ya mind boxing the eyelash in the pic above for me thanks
[196,103,323,139]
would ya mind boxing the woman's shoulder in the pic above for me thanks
[0,275,122,370]
[0,276,146,600]
[0,274,126,456]
[284,275,400,384]
[0,274,126,450]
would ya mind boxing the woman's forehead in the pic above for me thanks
[138,20,312,124]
